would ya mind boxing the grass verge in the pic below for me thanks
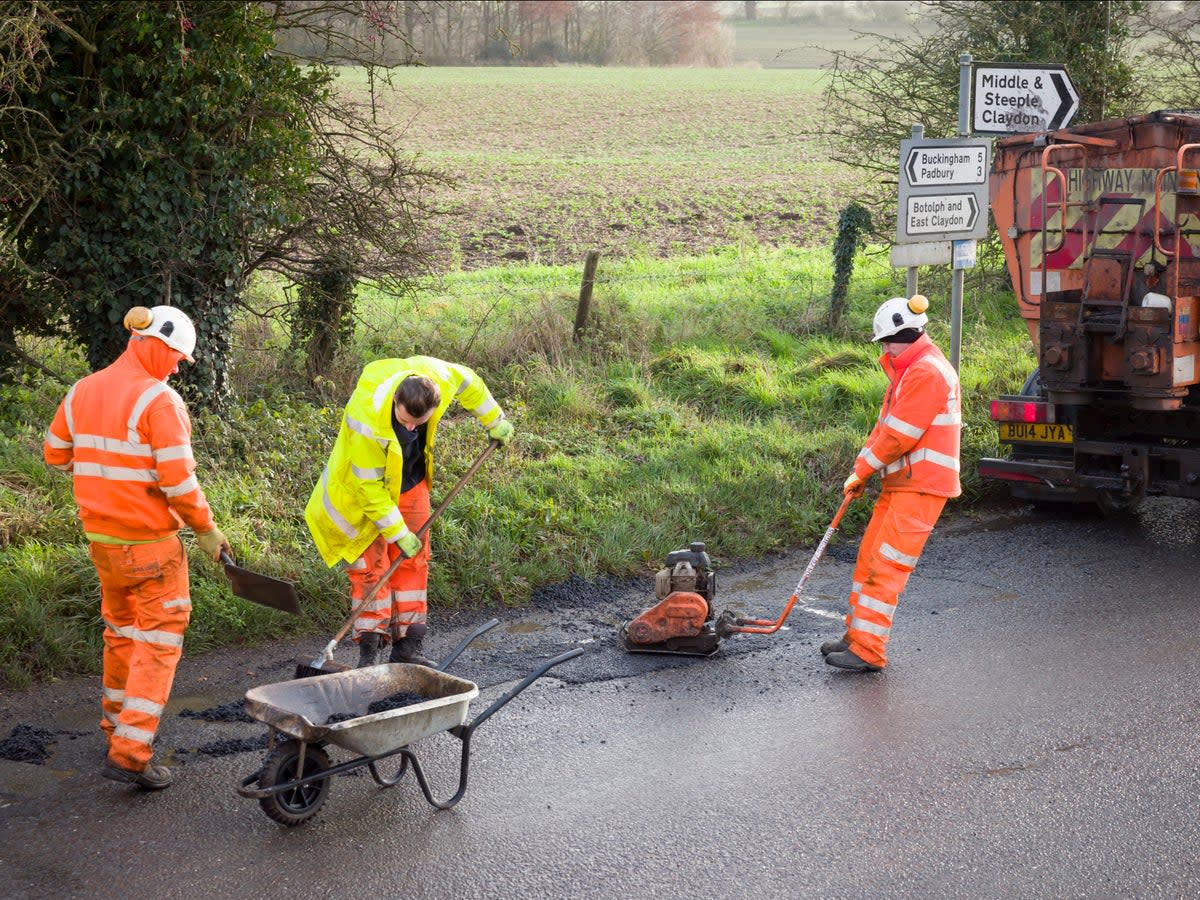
[0,243,1031,686]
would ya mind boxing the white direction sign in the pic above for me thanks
[905,144,987,187]
[896,137,990,243]
[903,193,980,236]
[971,63,1079,134]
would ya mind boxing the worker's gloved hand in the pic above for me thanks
[843,473,867,499]
[487,419,514,446]
[397,531,422,559]
[196,526,231,562]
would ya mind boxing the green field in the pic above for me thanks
[1,63,1032,686]
[350,66,861,269]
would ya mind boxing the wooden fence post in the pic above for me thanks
[573,250,601,343]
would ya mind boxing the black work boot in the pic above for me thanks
[389,623,434,666]
[824,649,882,673]
[102,759,173,790]
[820,636,849,656]
[357,633,382,668]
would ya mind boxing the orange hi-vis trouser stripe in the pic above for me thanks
[347,480,431,643]
[845,490,947,669]
[90,538,191,772]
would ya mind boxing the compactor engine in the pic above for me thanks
[619,542,721,657]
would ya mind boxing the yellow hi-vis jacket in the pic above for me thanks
[305,356,505,566]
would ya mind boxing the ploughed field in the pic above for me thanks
[342,66,861,268]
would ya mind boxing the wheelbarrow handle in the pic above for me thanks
[435,618,500,673]
[464,647,585,735]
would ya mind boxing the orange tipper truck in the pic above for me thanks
[979,111,1200,513]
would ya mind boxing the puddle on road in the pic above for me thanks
[505,622,546,634]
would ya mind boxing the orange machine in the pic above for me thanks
[980,111,1200,512]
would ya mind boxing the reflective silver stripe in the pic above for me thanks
[860,447,885,471]
[470,397,498,419]
[359,595,392,613]
[63,383,77,436]
[390,589,427,604]
[153,444,193,462]
[162,598,191,609]
[126,383,169,442]
[103,710,120,725]
[104,620,184,648]
[372,372,407,411]
[346,557,368,571]
[160,474,199,497]
[321,469,359,539]
[911,447,960,471]
[73,462,157,482]
[102,687,126,703]
[123,696,165,717]
[880,542,920,568]
[352,464,386,480]
[51,461,73,472]
[374,509,403,531]
[393,610,424,625]
[858,592,898,617]
[345,415,376,440]
[850,616,890,637]
[851,581,862,595]
[884,448,960,476]
[923,354,959,391]
[882,414,924,440]
[455,373,472,395]
[73,433,152,456]
[113,723,156,746]
[931,412,961,426]
[45,429,73,449]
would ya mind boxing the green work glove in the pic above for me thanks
[196,526,231,562]
[397,531,422,559]
[487,419,514,446]
[843,472,867,499]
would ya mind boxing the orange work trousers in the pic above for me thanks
[89,537,191,772]
[844,490,946,669]
[347,481,431,644]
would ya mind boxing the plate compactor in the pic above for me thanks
[619,542,722,656]
[619,495,854,657]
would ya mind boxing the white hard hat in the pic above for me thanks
[124,305,197,361]
[872,294,929,342]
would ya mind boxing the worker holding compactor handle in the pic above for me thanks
[824,294,962,673]
[44,305,231,791]
[305,356,513,669]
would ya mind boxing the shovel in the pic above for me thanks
[219,551,302,616]
[295,439,500,678]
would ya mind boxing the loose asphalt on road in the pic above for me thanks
[3,497,1200,898]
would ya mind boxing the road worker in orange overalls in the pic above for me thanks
[44,306,231,789]
[305,357,513,668]
[823,294,961,672]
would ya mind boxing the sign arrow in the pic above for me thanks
[1048,71,1079,130]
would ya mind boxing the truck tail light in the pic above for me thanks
[990,399,1055,424]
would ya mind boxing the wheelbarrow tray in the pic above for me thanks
[244,663,479,757]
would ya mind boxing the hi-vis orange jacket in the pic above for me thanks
[43,346,215,541]
[853,334,962,498]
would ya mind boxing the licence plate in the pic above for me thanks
[999,422,1073,444]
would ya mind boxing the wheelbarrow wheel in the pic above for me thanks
[257,740,331,827]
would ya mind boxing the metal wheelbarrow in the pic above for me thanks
[236,619,583,826]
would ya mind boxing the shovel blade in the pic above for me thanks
[223,562,301,615]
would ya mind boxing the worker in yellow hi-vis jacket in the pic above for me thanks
[305,356,513,667]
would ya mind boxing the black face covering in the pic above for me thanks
[394,422,419,445]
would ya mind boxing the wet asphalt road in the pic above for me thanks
[3,497,1200,898]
